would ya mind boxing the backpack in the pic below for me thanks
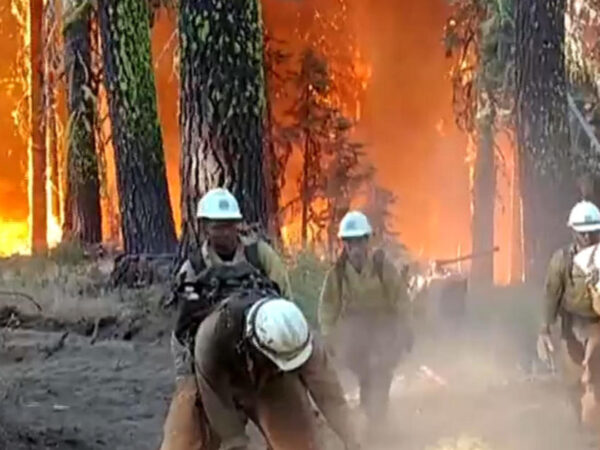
[568,244,600,316]
[174,260,280,345]
[335,248,388,302]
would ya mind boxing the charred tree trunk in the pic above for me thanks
[470,92,496,284]
[515,0,576,282]
[99,0,176,254]
[263,65,282,243]
[179,0,268,259]
[44,0,60,227]
[301,132,311,249]
[47,107,60,221]
[30,0,47,254]
[63,2,102,245]
[510,145,524,283]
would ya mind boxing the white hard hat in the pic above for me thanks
[338,210,373,238]
[197,188,243,220]
[568,201,600,232]
[245,298,313,372]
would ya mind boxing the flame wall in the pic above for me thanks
[263,0,473,262]
[0,1,518,284]
[352,0,471,262]
[0,3,29,255]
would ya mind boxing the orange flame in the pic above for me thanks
[0,0,63,256]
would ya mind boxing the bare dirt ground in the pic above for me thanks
[0,259,595,450]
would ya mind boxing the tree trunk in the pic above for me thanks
[178,0,268,258]
[63,1,102,245]
[30,0,47,254]
[515,0,576,282]
[301,131,310,249]
[470,92,496,285]
[510,144,524,283]
[99,0,177,254]
[44,0,60,227]
[263,58,282,244]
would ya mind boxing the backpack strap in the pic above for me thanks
[188,247,207,274]
[335,250,348,302]
[372,248,389,299]
[243,242,262,273]
[565,244,577,286]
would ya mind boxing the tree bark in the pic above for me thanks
[30,0,47,254]
[99,0,177,254]
[470,92,496,284]
[515,0,576,282]
[510,144,524,283]
[63,1,102,245]
[178,0,268,258]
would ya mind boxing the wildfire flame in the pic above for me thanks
[0,0,63,257]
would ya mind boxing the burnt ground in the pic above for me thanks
[0,282,596,450]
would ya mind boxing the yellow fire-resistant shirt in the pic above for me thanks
[318,250,410,337]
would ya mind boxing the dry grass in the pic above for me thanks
[0,253,167,325]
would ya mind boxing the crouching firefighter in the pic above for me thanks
[318,211,413,438]
[537,200,600,440]
[160,188,292,450]
[190,292,361,450]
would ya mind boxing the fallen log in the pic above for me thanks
[0,291,42,312]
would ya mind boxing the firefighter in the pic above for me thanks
[192,293,361,450]
[318,211,412,438]
[537,200,600,439]
[161,188,292,450]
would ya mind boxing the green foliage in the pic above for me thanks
[103,0,165,169]
[288,250,329,328]
[444,0,515,133]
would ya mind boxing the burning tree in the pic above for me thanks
[30,0,47,254]
[445,0,515,283]
[62,1,102,245]
[98,0,177,254]
[281,50,373,253]
[362,185,398,240]
[178,0,269,259]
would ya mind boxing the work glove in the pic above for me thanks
[536,331,555,365]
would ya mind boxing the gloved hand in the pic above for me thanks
[536,331,555,364]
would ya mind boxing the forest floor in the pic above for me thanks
[0,255,594,450]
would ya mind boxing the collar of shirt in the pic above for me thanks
[202,239,246,268]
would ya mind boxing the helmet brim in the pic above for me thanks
[570,223,600,233]
[198,212,243,221]
[338,230,372,239]
[251,336,313,372]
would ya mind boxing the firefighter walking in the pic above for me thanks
[318,211,413,438]
[538,200,600,444]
